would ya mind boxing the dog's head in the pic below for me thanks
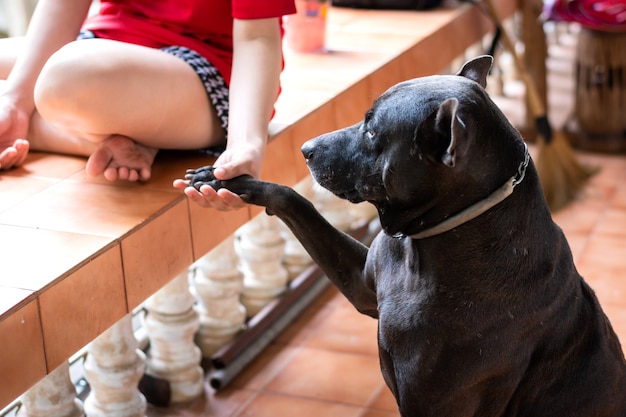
[302,55,529,237]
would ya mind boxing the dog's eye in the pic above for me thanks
[365,130,376,140]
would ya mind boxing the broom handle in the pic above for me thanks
[481,0,547,118]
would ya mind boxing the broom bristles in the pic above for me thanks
[534,131,599,212]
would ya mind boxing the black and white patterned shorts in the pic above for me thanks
[77,30,229,156]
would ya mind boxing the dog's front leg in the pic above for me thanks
[244,180,377,318]
[188,172,378,317]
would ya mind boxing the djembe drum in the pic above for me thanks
[574,27,626,139]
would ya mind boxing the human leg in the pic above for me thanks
[32,38,224,180]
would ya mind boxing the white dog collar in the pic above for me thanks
[409,142,530,240]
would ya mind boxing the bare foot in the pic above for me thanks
[86,135,158,182]
[0,138,29,170]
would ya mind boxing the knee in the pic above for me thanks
[34,41,99,120]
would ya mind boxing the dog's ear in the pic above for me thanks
[435,97,465,168]
[456,55,493,89]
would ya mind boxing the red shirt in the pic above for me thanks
[82,0,297,85]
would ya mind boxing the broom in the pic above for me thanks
[480,0,598,212]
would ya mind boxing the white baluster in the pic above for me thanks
[143,273,204,403]
[236,213,288,316]
[311,184,352,232]
[349,202,378,229]
[279,222,313,280]
[17,361,84,417]
[83,315,146,417]
[192,236,246,357]
[278,179,313,280]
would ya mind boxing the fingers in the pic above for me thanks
[179,182,246,211]
[213,164,234,180]
[213,149,262,180]
[0,139,29,170]
[172,178,190,191]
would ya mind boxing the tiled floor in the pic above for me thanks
[146,24,626,417]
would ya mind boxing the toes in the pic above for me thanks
[86,136,155,182]
[127,169,139,182]
[139,167,151,181]
[86,146,114,178]
[103,167,119,181]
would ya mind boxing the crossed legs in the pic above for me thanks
[0,37,224,181]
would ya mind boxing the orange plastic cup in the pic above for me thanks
[284,0,328,52]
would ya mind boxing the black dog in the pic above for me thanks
[187,56,626,416]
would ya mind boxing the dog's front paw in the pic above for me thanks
[185,165,224,192]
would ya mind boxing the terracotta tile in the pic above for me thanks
[121,201,194,310]
[188,201,251,261]
[0,175,56,213]
[305,301,379,357]
[331,78,370,128]
[235,392,363,417]
[551,197,606,235]
[274,285,344,347]
[602,304,626,350]
[269,128,309,187]
[577,234,626,308]
[274,87,332,126]
[39,244,127,370]
[595,207,626,238]
[0,181,182,237]
[582,274,626,311]
[229,345,299,391]
[5,152,86,180]
[559,232,588,263]
[612,182,626,209]
[0,298,46,410]
[0,225,116,291]
[368,385,399,412]
[329,31,414,55]
[330,7,447,39]
[264,347,384,406]
[581,153,626,192]
[360,410,401,417]
[366,59,405,103]
[261,132,299,185]
[0,286,35,317]
[278,108,337,181]
[146,386,254,417]
[287,105,338,151]
[282,50,381,97]
[578,233,626,278]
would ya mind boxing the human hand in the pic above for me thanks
[0,96,31,170]
[173,144,264,211]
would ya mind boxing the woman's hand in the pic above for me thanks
[173,16,280,211]
[172,142,264,211]
[0,95,30,170]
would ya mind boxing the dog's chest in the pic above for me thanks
[368,236,435,328]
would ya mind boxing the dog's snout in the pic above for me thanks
[301,140,315,161]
